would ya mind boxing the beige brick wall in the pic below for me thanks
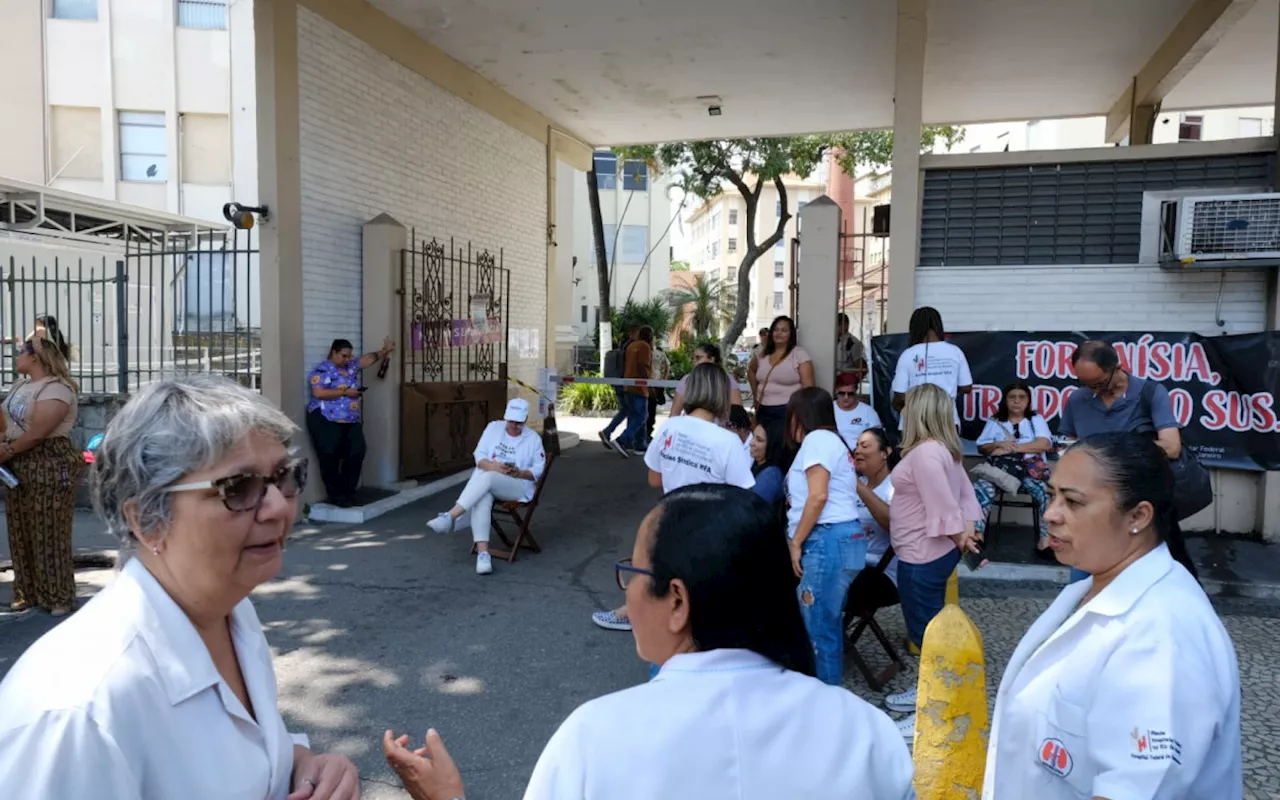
[296,8,547,393]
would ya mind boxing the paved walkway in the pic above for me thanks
[1,442,1278,798]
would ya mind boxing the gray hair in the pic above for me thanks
[91,374,296,558]
[683,362,731,420]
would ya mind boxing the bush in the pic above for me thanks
[557,372,618,415]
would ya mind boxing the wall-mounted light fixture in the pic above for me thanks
[698,95,723,117]
[222,202,270,229]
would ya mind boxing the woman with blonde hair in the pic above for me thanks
[882,382,983,738]
[0,335,84,615]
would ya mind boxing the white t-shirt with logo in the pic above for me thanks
[834,401,883,450]
[645,415,755,495]
[856,475,898,585]
[785,429,860,536]
[891,341,973,424]
[977,415,1052,466]
[473,420,547,502]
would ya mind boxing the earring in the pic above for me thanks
[1130,527,1139,536]
[150,545,160,556]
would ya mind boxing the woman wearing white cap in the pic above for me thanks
[428,398,546,575]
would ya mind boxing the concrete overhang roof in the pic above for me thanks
[368,0,1279,145]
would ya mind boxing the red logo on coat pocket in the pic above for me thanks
[1038,738,1073,777]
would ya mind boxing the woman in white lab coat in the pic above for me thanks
[983,432,1241,800]
[385,485,915,800]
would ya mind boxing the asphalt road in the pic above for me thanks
[3,443,1279,799]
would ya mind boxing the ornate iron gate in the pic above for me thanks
[399,235,510,480]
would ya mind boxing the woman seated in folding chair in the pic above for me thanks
[971,381,1054,561]
[427,398,545,576]
[853,427,899,585]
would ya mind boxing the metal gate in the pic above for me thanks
[399,235,510,480]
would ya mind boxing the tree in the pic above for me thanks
[666,272,735,340]
[618,126,962,349]
[585,168,610,350]
[669,259,691,272]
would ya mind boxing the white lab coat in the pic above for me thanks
[523,648,915,800]
[983,544,1242,800]
[0,558,306,799]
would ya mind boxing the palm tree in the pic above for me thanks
[666,273,736,341]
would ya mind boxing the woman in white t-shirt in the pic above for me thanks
[853,427,898,585]
[784,387,866,687]
[428,399,546,576]
[593,364,754,633]
[833,372,882,450]
[890,306,972,426]
[973,381,1055,560]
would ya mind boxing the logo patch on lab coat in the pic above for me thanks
[1038,738,1073,777]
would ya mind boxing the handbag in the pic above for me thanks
[751,354,783,428]
[1136,379,1213,521]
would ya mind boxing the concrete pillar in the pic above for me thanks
[796,196,841,393]
[554,160,578,375]
[885,0,927,333]
[361,214,406,489]
[912,605,988,798]
[254,0,315,499]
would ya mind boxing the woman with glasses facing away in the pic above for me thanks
[973,381,1055,561]
[384,486,915,800]
[592,364,753,633]
[0,335,83,616]
[0,375,360,799]
[784,386,867,687]
[883,383,983,740]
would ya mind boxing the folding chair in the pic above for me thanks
[842,547,906,691]
[986,486,1042,548]
[482,453,556,563]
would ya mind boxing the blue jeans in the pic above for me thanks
[752,465,784,505]
[1068,568,1090,584]
[796,521,867,687]
[602,388,628,438]
[897,548,962,649]
[617,393,649,450]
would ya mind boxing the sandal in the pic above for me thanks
[48,605,73,617]
[8,601,31,613]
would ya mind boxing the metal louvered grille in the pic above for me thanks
[920,152,1276,266]
[1187,196,1280,256]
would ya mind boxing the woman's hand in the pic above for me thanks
[287,748,360,800]
[343,387,362,399]
[789,540,804,579]
[383,729,465,800]
[949,528,981,555]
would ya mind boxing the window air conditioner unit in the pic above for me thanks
[1161,193,1280,265]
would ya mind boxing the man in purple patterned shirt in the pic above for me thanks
[306,336,394,506]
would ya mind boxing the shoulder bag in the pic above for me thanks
[1136,379,1212,521]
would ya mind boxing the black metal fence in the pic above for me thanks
[0,227,260,394]
[400,235,510,384]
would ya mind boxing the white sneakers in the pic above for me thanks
[475,551,493,575]
[896,713,917,741]
[883,686,917,713]
[427,513,456,534]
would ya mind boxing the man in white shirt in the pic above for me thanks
[891,306,972,426]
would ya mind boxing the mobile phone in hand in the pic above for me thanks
[962,547,986,572]
[357,386,368,393]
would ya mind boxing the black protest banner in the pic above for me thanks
[870,331,1280,471]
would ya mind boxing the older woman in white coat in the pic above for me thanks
[983,432,1241,800]
[0,375,359,800]
[384,485,914,800]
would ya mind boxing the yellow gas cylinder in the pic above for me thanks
[911,603,988,800]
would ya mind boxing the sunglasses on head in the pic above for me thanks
[164,458,309,512]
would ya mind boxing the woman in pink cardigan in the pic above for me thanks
[882,383,983,739]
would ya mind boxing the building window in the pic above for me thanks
[580,305,588,323]
[1238,117,1264,137]
[51,0,97,20]
[727,237,737,253]
[773,292,783,310]
[728,209,738,225]
[119,112,167,182]
[727,267,737,282]
[712,211,721,229]
[776,200,782,217]
[178,0,228,29]
[1178,114,1203,142]
[798,200,808,213]
[774,239,785,251]
[774,261,784,277]
[622,159,648,191]
[620,225,647,264]
[593,152,618,189]
[711,240,719,258]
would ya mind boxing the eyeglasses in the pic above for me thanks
[615,557,654,590]
[835,391,857,398]
[15,343,34,357]
[164,458,309,512]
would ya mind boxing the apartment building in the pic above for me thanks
[0,0,257,224]
[686,173,826,344]
[565,151,672,342]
